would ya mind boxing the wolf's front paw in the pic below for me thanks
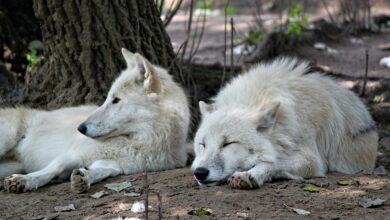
[228,172,259,189]
[4,174,28,193]
[70,168,90,193]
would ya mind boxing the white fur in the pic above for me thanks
[0,49,190,193]
[192,58,378,188]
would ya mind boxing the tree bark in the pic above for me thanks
[23,0,180,108]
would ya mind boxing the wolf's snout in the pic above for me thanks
[194,167,209,181]
[77,123,87,135]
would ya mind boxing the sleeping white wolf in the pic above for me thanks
[0,48,190,193]
[192,58,378,189]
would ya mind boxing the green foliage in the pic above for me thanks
[224,3,236,16]
[373,94,385,103]
[244,29,263,44]
[188,208,212,217]
[285,3,309,39]
[25,49,44,73]
[196,0,213,10]
[303,185,321,192]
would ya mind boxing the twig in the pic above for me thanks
[144,162,149,220]
[180,0,195,64]
[188,0,207,63]
[163,0,184,27]
[149,190,163,220]
[360,49,369,97]
[320,0,336,24]
[220,0,230,88]
[230,17,234,76]
[158,0,165,16]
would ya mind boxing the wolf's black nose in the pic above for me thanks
[194,167,209,181]
[77,123,87,135]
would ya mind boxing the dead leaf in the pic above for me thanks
[90,190,108,199]
[54,204,76,212]
[118,203,132,211]
[337,179,354,186]
[303,185,321,192]
[124,192,141,197]
[236,212,250,218]
[359,197,386,208]
[104,181,132,192]
[284,204,310,215]
[188,207,213,216]
[373,166,388,176]
[292,208,310,215]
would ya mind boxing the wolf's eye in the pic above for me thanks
[112,97,121,104]
[200,143,206,148]
[222,141,239,148]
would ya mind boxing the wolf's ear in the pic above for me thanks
[121,48,136,67]
[134,53,162,94]
[256,101,280,131]
[199,101,213,116]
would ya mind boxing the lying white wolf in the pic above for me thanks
[0,49,190,193]
[192,58,378,189]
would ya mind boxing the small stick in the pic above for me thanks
[220,0,230,88]
[230,17,234,76]
[360,49,369,97]
[143,162,149,220]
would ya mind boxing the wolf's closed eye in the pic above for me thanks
[222,141,239,148]
[112,97,121,104]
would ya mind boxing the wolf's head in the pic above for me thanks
[191,101,280,185]
[78,48,164,140]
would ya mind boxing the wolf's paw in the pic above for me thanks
[228,172,259,189]
[71,168,90,193]
[4,174,28,193]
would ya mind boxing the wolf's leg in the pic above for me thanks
[3,156,80,193]
[0,110,25,158]
[228,153,324,189]
[70,160,123,193]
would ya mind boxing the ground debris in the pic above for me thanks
[54,204,76,212]
[359,197,387,208]
[188,207,213,217]
[373,165,388,176]
[90,190,109,199]
[104,181,133,192]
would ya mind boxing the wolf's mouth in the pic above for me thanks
[196,179,227,186]
[89,129,118,140]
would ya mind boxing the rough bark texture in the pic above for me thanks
[19,0,180,108]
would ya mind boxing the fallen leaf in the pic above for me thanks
[124,192,141,197]
[30,214,59,220]
[359,197,386,208]
[130,201,154,213]
[292,208,311,215]
[236,212,250,218]
[118,203,133,211]
[284,204,310,215]
[104,181,132,192]
[373,165,388,176]
[303,185,321,192]
[90,190,108,199]
[188,208,213,216]
[54,204,76,212]
[337,179,354,186]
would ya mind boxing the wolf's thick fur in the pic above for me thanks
[192,58,378,189]
[0,49,190,193]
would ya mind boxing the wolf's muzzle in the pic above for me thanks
[193,167,209,181]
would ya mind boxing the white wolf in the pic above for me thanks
[191,58,378,189]
[0,48,190,193]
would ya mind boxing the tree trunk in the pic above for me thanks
[22,0,180,108]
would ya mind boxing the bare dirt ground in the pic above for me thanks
[1,165,390,220]
[1,1,390,220]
